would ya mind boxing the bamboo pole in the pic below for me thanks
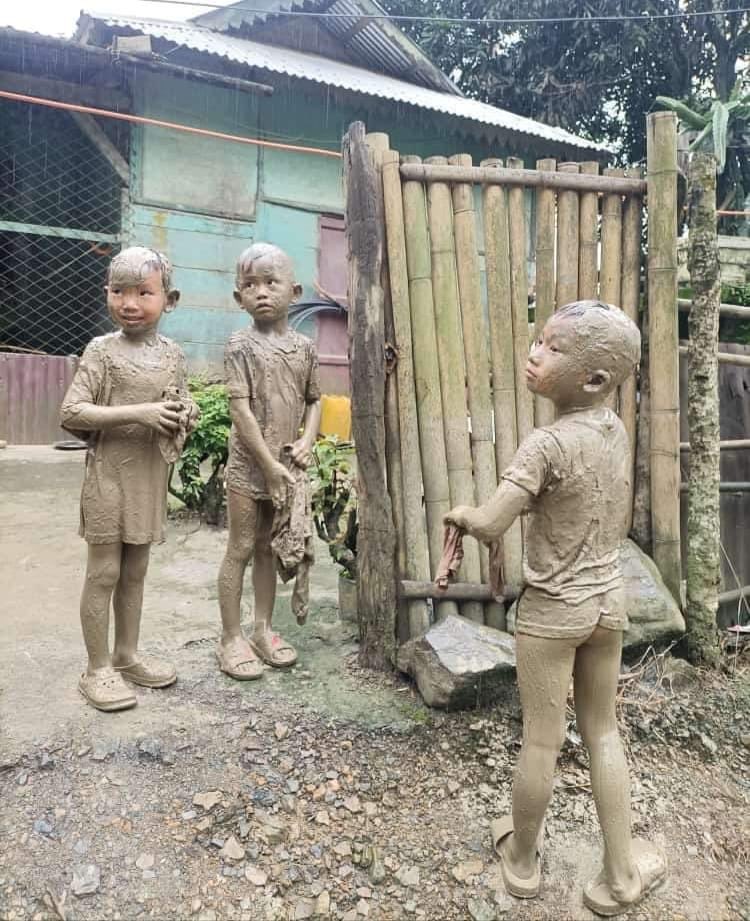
[507,157,534,445]
[381,147,431,638]
[366,133,409,641]
[482,159,523,595]
[647,111,682,603]
[678,299,750,319]
[426,155,484,623]
[678,345,750,366]
[621,170,643,510]
[343,121,397,669]
[556,162,580,307]
[399,162,646,195]
[534,157,557,428]
[578,161,600,299]
[450,153,504,629]
[600,167,624,307]
[400,581,516,602]
[401,156,458,620]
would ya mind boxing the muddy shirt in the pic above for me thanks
[224,327,321,500]
[502,407,631,637]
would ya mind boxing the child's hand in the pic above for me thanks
[184,403,200,435]
[288,438,313,469]
[444,505,475,531]
[141,401,184,435]
[265,460,295,507]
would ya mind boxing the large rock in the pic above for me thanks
[396,614,516,710]
[506,539,685,649]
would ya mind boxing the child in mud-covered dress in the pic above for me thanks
[60,246,197,713]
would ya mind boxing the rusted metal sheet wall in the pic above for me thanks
[0,353,78,444]
[680,342,750,627]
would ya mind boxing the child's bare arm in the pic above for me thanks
[61,400,183,434]
[230,398,294,503]
[289,399,321,469]
[445,480,531,543]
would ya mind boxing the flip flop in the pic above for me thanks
[583,839,667,917]
[78,668,137,712]
[115,654,177,688]
[216,639,264,681]
[491,814,544,899]
[249,633,298,669]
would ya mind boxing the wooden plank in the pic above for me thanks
[482,159,523,596]
[534,157,557,427]
[400,162,646,195]
[425,155,484,623]
[380,145,432,638]
[0,220,120,244]
[450,153,504,629]
[647,111,682,603]
[343,121,397,669]
[70,112,129,185]
[507,157,534,445]
[401,156,458,621]
[0,69,130,110]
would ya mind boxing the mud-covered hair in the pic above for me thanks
[235,242,294,285]
[107,246,173,292]
[554,300,641,390]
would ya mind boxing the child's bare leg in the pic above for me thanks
[80,542,122,672]
[217,489,262,677]
[251,501,296,667]
[504,633,576,877]
[574,627,639,903]
[111,543,150,665]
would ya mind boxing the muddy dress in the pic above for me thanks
[60,332,191,545]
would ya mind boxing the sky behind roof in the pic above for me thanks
[1,0,236,38]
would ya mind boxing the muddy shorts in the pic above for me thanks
[515,584,627,640]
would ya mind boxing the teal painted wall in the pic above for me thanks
[128,72,544,377]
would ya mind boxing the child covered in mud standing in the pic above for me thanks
[444,301,667,916]
[216,243,321,680]
[61,247,197,712]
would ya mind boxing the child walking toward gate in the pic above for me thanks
[61,246,197,712]
[444,301,667,916]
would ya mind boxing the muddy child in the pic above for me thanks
[216,243,321,680]
[444,301,667,916]
[60,246,197,712]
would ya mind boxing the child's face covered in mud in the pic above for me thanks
[105,247,178,338]
[234,252,302,329]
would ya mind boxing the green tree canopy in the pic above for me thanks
[385,0,749,169]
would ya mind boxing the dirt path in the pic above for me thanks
[1,447,749,921]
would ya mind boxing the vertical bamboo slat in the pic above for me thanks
[534,157,557,428]
[578,161,600,299]
[556,162,581,307]
[401,156,458,620]
[507,157,534,444]
[647,111,682,603]
[381,148,431,637]
[366,133,409,639]
[426,155,484,623]
[482,159,523,596]
[450,153,504,629]
[600,167,624,307]
[621,171,643,517]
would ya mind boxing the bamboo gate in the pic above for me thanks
[344,114,682,669]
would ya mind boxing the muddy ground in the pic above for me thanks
[1,446,749,921]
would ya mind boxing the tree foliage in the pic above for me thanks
[385,0,749,170]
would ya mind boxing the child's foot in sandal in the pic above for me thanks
[250,631,298,668]
[114,654,177,688]
[583,839,667,917]
[79,667,137,712]
[491,815,544,899]
[216,637,264,681]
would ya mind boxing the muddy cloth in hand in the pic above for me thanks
[271,464,315,624]
[435,525,505,599]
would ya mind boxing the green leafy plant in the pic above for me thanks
[309,435,357,579]
[169,377,230,523]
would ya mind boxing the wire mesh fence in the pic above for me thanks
[0,99,126,355]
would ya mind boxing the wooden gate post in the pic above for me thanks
[647,111,682,603]
[343,121,397,669]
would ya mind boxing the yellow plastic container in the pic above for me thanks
[319,394,352,441]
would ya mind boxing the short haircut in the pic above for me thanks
[107,246,172,292]
[554,300,641,389]
[235,242,294,285]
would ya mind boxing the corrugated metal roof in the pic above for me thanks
[87,12,608,152]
